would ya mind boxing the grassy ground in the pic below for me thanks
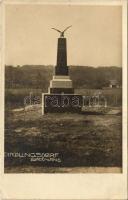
[5,106,122,173]
[5,88,122,108]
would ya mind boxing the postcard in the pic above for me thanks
[0,0,127,199]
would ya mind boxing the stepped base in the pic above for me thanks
[50,75,73,88]
[42,94,83,114]
[49,75,74,94]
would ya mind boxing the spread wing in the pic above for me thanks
[52,28,62,33]
[63,25,72,33]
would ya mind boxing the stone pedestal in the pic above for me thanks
[48,75,74,94]
[42,94,83,114]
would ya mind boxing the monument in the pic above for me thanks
[42,26,83,114]
[48,26,74,94]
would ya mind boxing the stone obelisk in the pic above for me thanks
[49,26,74,94]
[55,37,68,75]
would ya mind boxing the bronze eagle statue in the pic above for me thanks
[52,25,72,37]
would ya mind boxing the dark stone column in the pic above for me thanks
[55,37,68,75]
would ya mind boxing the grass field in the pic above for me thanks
[5,88,122,109]
[5,105,122,173]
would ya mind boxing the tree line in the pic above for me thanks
[5,65,122,91]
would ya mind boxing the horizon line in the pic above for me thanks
[5,64,122,68]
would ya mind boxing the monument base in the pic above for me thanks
[49,75,74,94]
[50,75,73,87]
[42,94,83,114]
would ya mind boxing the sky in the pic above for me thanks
[5,4,122,67]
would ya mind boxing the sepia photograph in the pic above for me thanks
[4,2,123,175]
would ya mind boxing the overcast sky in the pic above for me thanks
[5,4,122,67]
